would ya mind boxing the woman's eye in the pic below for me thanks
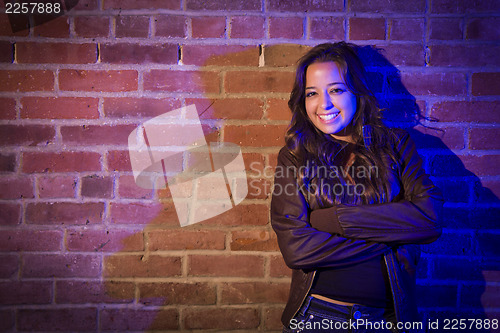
[305,91,317,98]
[330,88,344,94]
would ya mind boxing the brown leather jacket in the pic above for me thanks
[271,129,443,331]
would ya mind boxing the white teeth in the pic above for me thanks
[318,112,339,120]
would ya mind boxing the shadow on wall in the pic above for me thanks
[358,45,499,331]
[97,44,499,332]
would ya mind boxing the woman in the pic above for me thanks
[271,42,443,333]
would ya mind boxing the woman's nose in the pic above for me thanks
[321,93,334,110]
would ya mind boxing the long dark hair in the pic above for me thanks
[286,42,400,206]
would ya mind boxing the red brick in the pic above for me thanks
[310,17,344,39]
[21,97,99,119]
[225,124,287,147]
[56,280,134,303]
[16,42,96,64]
[467,18,500,40]
[459,155,500,176]
[192,16,226,38]
[115,15,149,38]
[264,44,311,68]
[0,97,16,119]
[189,255,264,277]
[247,177,273,199]
[479,180,500,202]
[0,203,21,225]
[72,0,99,10]
[0,125,55,147]
[104,254,182,277]
[431,0,500,13]
[101,43,178,64]
[155,15,186,37]
[148,229,225,250]
[0,176,33,199]
[59,69,138,92]
[0,153,16,172]
[106,150,132,171]
[196,203,269,226]
[101,308,179,330]
[429,45,500,67]
[231,229,279,251]
[0,13,29,36]
[67,229,143,252]
[23,254,101,278]
[230,16,265,38]
[398,72,466,96]
[413,125,465,150]
[0,310,13,331]
[242,153,267,177]
[139,282,216,305]
[38,175,76,198]
[269,152,279,170]
[351,0,425,12]
[80,175,113,198]
[225,70,293,93]
[463,285,500,308]
[0,229,62,251]
[350,18,386,40]
[61,124,135,146]
[0,281,52,304]
[0,254,18,278]
[26,202,104,225]
[0,41,13,62]
[472,72,500,96]
[104,0,180,9]
[0,70,54,92]
[470,128,500,150]
[186,98,263,120]
[269,17,303,39]
[74,16,110,37]
[18,308,97,331]
[110,202,165,225]
[104,97,181,118]
[220,282,288,304]
[184,308,259,330]
[22,151,101,173]
[33,16,69,38]
[118,175,152,199]
[144,70,220,93]
[390,18,424,41]
[187,0,260,10]
[266,98,290,120]
[183,45,259,66]
[270,255,291,277]
[431,101,500,123]
[429,18,463,40]
[269,0,342,11]
[380,44,424,66]
[264,307,285,330]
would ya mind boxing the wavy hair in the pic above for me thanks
[286,42,400,206]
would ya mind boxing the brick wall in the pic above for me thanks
[0,0,499,332]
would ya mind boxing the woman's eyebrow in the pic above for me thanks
[305,82,345,89]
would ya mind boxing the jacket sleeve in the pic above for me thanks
[270,148,390,270]
[309,132,443,245]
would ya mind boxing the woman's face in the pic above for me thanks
[304,61,357,142]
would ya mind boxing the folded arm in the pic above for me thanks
[271,148,390,270]
[309,132,443,245]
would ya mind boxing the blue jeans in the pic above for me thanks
[283,296,399,333]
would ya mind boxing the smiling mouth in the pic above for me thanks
[318,112,340,121]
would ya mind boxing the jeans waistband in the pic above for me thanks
[298,296,393,322]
